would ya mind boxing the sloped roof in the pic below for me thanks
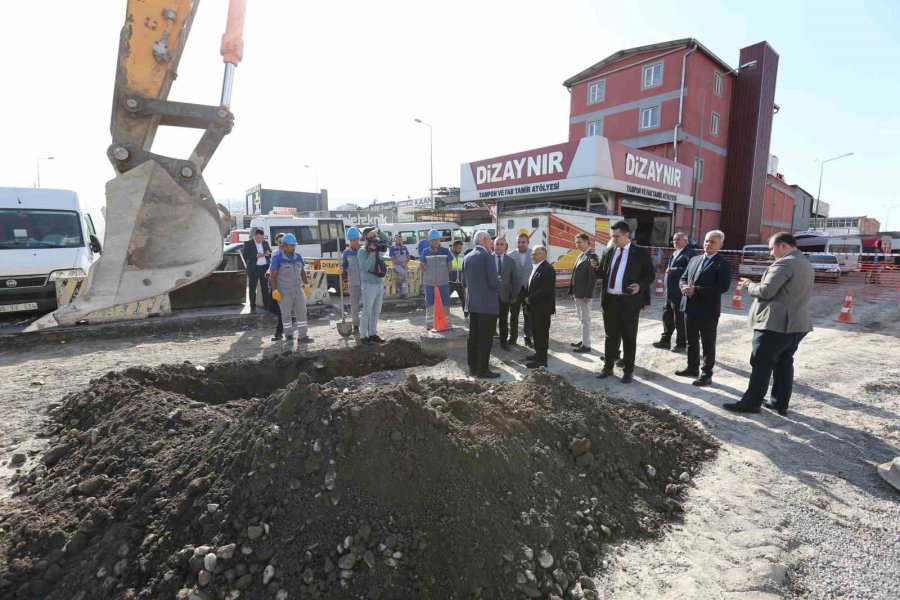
[563,38,734,88]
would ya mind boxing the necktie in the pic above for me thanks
[497,256,502,273]
[608,249,623,290]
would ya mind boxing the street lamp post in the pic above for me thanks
[690,61,757,242]
[812,152,854,230]
[35,156,54,187]
[885,204,900,232]
[414,118,434,208]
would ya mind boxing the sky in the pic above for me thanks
[2,0,899,227]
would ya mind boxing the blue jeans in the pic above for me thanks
[740,330,807,409]
[360,283,384,338]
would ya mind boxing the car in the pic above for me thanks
[808,253,841,283]
[738,244,772,279]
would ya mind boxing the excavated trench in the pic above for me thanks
[1,340,716,600]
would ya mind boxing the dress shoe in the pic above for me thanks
[596,369,615,379]
[675,368,699,378]
[722,402,761,414]
[692,376,712,387]
[478,370,501,379]
[570,341,583,347]
[526,361,547,369]
[525,353,538,361]
[763,400,788,416]
[651,340,671,350]
[615,359,626,368]
[621,373,634,384]
[500,343,510,351]
[671,345,687,353]
[507,339,518,346]
[524,339,534,348]
[572,346,592,353]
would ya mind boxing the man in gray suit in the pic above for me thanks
[493,237,520,351]
[725,232,815,415]
[507,233,534,347]
[462,230,501,378]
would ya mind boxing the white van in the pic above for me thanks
[0,187,103,314]
[379,221,468,258]
[248,215,345,259]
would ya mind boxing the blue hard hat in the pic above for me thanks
[428,229,441,240]
[347,227,362,241]
[282,233,298,245]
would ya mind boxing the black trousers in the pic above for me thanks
[509,293,532,342]
[497,301,511,341]
[686,314,719,377]
[531,312,552,363]
[741,330,807,409]
[602,295,641,373]
[467,313,498,374]
[450,281,467,316]
[661,299,687,346]
[247,264,269,312]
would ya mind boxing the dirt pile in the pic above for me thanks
[0,340,716,600]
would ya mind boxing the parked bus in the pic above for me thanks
[248,215,345,259]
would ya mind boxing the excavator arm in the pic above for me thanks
[29,0,247,330]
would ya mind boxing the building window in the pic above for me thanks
[713,72,723,96]
[586,119,602,137]
[642,61,663,89]
[695,158,704,182]
[710,112,720,136]
[640,105,660,130]
[588,80,605,104]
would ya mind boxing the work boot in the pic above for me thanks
[652,340,671,349]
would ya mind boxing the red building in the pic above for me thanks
[564,38,781,247]
[461,38,792,248]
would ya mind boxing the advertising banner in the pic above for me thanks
[460,136,694,206]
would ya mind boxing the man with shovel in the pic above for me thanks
[341,227,363,333]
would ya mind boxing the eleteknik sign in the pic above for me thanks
[460,136,693,205]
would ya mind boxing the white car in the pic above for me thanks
[808,253,841,283]
[738,244,772,279]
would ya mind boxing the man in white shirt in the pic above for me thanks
[242,228,272,314]
[593,221,655,383]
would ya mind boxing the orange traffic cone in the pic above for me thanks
[836,289,855,324]
[655,277,664,297]
[729,287,743,310]
[433,286,449,332]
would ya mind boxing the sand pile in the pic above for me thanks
[1,340,715,599]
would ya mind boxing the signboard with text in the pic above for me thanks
[460,136,693,205]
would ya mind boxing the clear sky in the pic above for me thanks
[2,1,898,227]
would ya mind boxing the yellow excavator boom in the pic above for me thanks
[28,0,247,331]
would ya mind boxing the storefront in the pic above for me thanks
[460,136,693,246]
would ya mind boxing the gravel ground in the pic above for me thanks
[1,289,898,598]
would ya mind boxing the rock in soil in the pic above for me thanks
[0,340,715,599]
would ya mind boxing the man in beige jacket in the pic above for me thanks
[724,232,814,415]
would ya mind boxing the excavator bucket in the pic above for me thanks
[27,160,223,330]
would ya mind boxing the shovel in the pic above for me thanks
[335,237,353,337]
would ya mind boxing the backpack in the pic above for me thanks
[373,254,387,278]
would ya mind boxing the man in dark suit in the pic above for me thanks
[676,230,732,386]
[493,237,520,351]
[462,230,501,378]
[242,228,272,314]
[653,232,696,352]
[524,245,556,368]
[594,221,655,383]
[568,233,599,353]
